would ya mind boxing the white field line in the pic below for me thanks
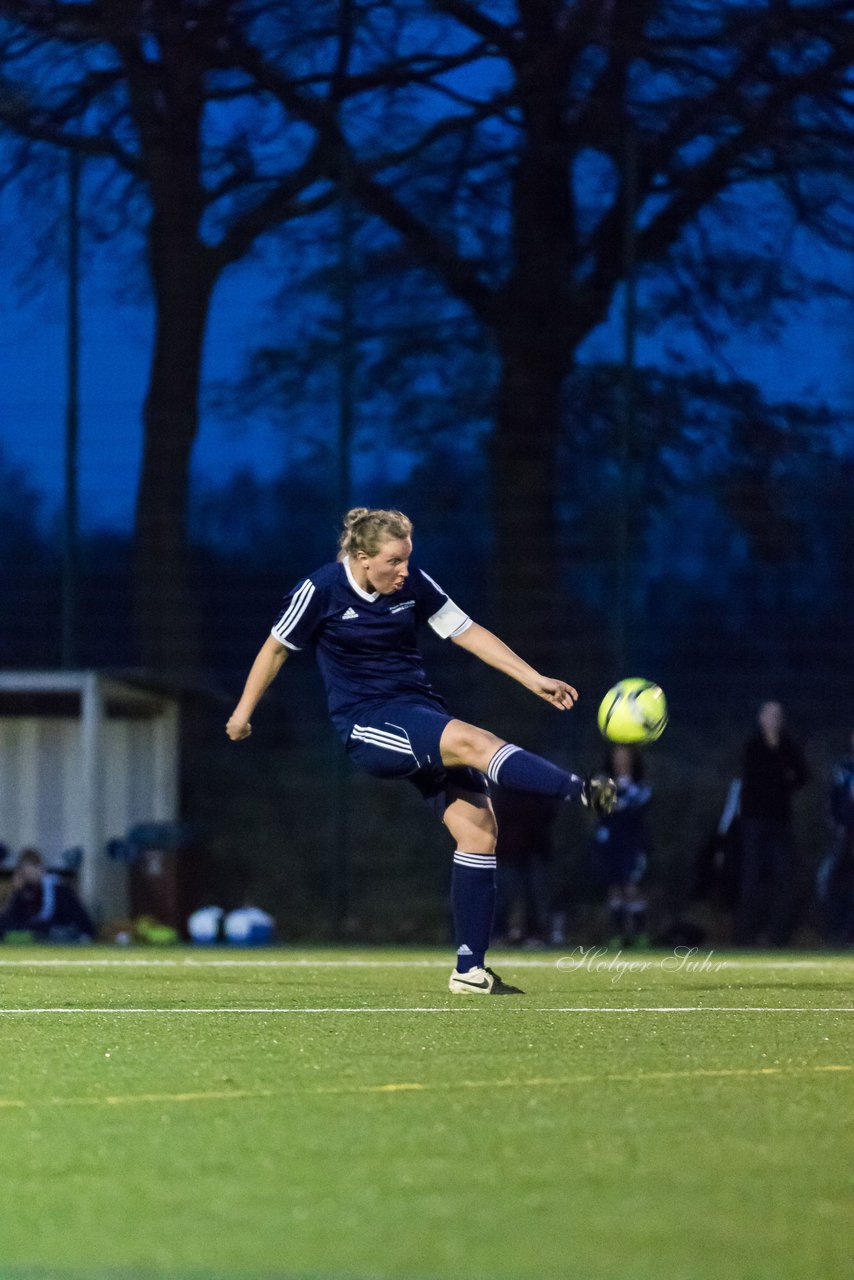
[0,1006,853,1014]
[0,1063,850,1113]
[0,956,852,970]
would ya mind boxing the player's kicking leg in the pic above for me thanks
[442,785,524,995]
[439,720,618,815]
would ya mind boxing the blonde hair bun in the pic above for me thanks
[338,508,412,559]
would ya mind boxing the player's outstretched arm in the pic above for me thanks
[226,636,290,740]
[451,622,578,710]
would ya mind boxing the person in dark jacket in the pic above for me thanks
[491,786,560,946]
[734,701,809,946]
[815,729,854,946]
[0,849,95,942]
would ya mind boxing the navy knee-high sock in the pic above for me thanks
[452,851,496,973]
[487,743,584,801]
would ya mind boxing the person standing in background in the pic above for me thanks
[592,745,652,948]
[734,701,809,946]
[815,728,854,946]
[491,786,560,947]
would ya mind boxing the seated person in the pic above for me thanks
[0,848,95,942]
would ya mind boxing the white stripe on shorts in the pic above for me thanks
[352,724,412,749]
[372,726,412,748]
[350,728,414,757]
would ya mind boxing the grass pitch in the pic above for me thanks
[0,947,851,1280]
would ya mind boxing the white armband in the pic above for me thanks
[428,599,472,640]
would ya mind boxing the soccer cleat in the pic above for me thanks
[448,965,524,995]
[581,773,618,816]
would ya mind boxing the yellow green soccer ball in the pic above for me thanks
[597,678,668,744]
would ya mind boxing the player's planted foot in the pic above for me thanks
[581,774,618,816]
[448,965,524,995]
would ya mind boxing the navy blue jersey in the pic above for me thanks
[271,560,471,737]
[594,777,652,856]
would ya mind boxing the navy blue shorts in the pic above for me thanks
[343,698,488,816]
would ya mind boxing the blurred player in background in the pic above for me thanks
[227,507,615,995]
[815,727,854,946]
[491,786,560,948]
[734,700,809,946]
[592,745,652,948]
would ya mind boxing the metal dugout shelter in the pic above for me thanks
[0,671,179,922]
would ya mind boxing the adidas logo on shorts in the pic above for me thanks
[342,607,359,619]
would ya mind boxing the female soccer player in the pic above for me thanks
[226,507,615,995]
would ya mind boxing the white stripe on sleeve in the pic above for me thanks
[419,569,446,595]
[272,579,315,647]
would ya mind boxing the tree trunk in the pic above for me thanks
[490,330,565,674]
[134,237,214,675]
[489,10,576,703]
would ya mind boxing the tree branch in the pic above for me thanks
[0,0,108,43]
[587,28,854,301]
[209,143,330,268]
[227,33,497,321]
[0,77,142,173]
[428,0,518,56]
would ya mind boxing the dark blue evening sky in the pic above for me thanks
[1,231,851,533]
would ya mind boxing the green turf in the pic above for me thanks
[0,947,851,1280]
